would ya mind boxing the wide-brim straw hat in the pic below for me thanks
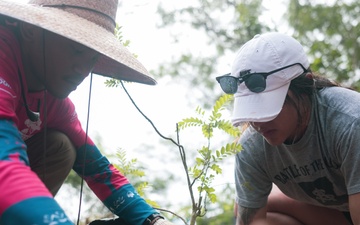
[0,0,157,85]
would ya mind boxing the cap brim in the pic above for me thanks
[231,82,290,126]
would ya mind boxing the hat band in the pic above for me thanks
[42,4,116,32]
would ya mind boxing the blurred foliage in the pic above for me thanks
[287,0,360,88]
[195,184,236,225]
[154,0,270,108]
[113,149,160,208]
[153,0,360,107]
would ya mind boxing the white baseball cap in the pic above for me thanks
[231,32,310,126]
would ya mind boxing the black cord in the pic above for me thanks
[119,81,183,148]
[41,29,48,191]
[76,72,94,225]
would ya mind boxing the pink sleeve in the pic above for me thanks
[0,27,21,124]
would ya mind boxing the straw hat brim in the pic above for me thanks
[0,0,157,85]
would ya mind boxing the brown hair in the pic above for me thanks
[285,71,340,128]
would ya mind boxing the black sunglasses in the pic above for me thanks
[216,63,308,94]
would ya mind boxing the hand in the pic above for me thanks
[88,217,178,225]
[88,217,127,225]
[153,218,177,225]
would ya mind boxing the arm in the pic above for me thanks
[0,119,73,225]
[73,143,160,225]
[236,205,267,225]
[234,136,272,225]
[348,192,360,225]
[50,99,165,225]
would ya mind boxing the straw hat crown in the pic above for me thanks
[0,0,156,85]
[29,0,118,32]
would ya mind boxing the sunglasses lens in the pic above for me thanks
[218,77,238,94]
[245,74,266,93]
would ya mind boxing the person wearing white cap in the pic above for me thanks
[217,32,359,225]
[0,0,177,225]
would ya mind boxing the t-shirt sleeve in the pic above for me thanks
[337,119,360,195]
[235,129,273,208]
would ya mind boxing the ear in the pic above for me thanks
[18,22,42,42]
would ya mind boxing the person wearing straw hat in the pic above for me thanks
[0,0,178,225]
[216,32,360,225]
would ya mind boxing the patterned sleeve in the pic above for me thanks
[0,119,74,225]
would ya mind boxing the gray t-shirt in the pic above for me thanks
[235,87,360,212]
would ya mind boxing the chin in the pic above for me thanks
[45,84,74,99]
[50,90,71,99]
[264,138,284,146]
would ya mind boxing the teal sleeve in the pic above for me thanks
[73,144,159,225]
[1,197,73,225]
[104,184,158,225]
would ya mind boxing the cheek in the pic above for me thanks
[46,37,77,73]
[45,49,72,76]
[275,105,299,137]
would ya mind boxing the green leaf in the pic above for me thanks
[178,117,204,129]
